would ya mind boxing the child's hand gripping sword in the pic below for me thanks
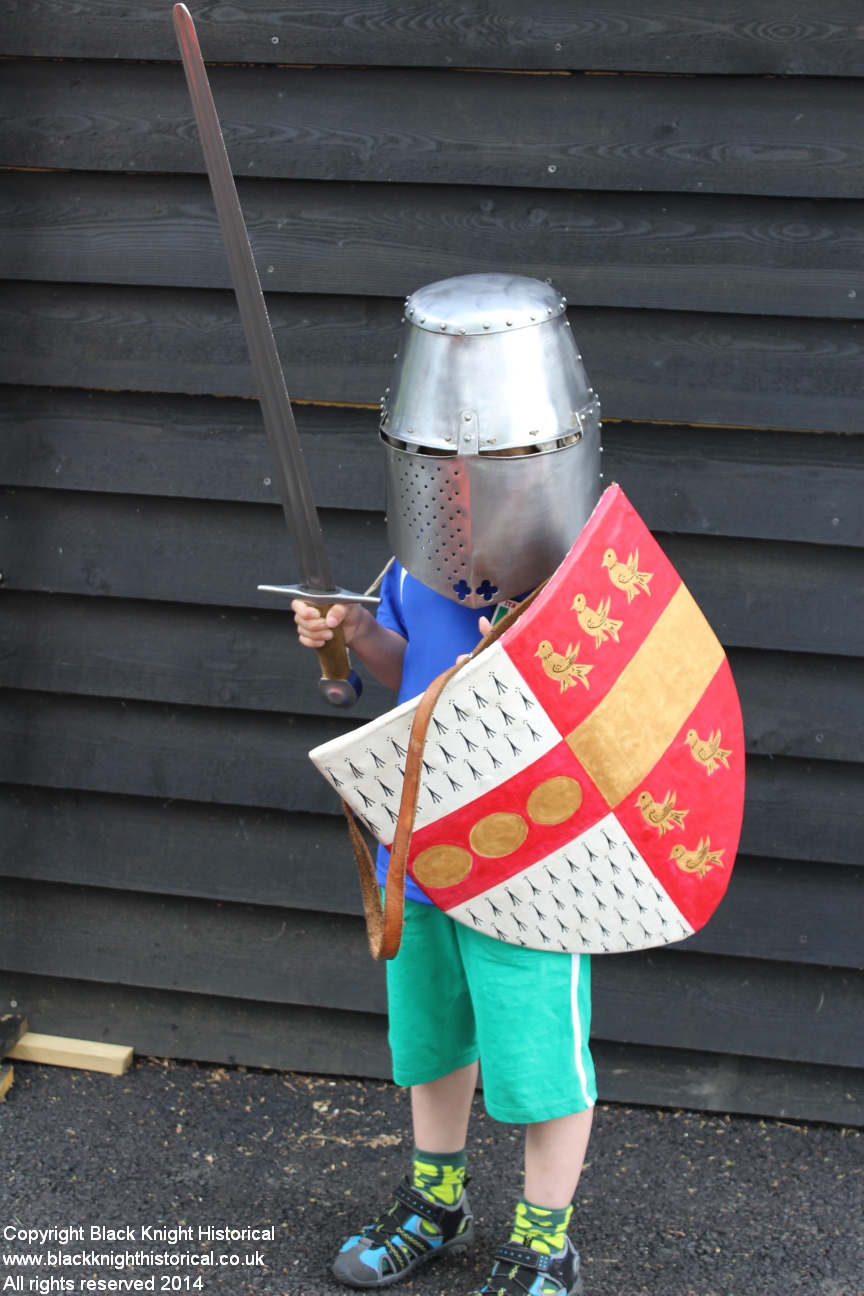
[173,4,378,708]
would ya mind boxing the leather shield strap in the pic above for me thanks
[344,580,548,960]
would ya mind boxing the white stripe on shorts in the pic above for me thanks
[570,954,595,1110]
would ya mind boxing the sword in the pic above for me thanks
[173,3,379,708]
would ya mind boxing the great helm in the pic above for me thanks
[379,273,603,608]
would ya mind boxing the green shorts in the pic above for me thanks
[386,899,597,1125]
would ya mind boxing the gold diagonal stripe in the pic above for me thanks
[566,583,725,807]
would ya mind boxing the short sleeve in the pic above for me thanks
[375,559,408,640]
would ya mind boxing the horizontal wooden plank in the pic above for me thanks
[0,691,353,817]
[0,489,394,619]
[659,533,864,659]
[0,387,386,513]
[0,282,398,408]
[5,62,864,198]
[6,282,864,434]
[3,593,863,763]
[1,781,859,968]
[0,593,395,721]
[0,786,366,913]
[4,385,862,547]
[732,647,864,763]
[0,969,393,1076]
[0,876,861,1067]
[0,877,390,1013]
[739,756,864,868]
[2,488,862,655]
[6,171,864,320]
[592,948,864,1069]
[0,692,861,865]
[5,1,864,76]
[604,424,864,550]
[682,857,864,969]
[590,1041,864,1126]
[5,970,862,1125]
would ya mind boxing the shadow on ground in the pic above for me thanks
[1,1058,861,1296]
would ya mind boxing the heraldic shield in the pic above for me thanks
[310,485,745,954]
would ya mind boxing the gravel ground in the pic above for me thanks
[1,1057,861,1296]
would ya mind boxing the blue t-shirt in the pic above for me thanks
[375,561,487,903]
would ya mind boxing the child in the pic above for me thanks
[293,273,602,1296]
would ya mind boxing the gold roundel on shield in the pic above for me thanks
[527,776,583,825]
[413,845,473,889]
[469,813,529,858]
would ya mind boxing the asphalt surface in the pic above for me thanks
[1,1057,861,1296]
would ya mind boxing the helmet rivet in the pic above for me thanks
[464,413,472,421]
[483,322,490,329]
[506,320,512,326]
[408,308,414,316]
[561,297,567,304]
[459,327,467,335]
[547,306,552,313]
[401,317,405,323]
[440,322,447,330]
[530,314,535,321]
[420,316,426,322]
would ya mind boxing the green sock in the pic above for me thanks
[412,1146,467,1207]
[509,1198,573,1256]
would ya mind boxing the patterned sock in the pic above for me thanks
[509,1198,573,1256]
[412,1147,467,1207]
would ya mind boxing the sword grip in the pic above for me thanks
[315,604,362,708]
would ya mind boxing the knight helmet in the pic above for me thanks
[379,273,602,607]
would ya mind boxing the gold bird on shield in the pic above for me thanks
[669,838,725,878]
[685,728,732,775]
[636,789,688,836]
[535,639,592,692]
[571,593,623,648]
[601,548,652,602]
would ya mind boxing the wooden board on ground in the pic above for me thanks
[0,1064,13,1100]
[8,1031,133,1075]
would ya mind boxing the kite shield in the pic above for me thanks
[310,485,745,954]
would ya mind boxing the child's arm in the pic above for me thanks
[292,599,407,692]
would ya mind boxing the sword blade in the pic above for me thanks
[173,3,335,594]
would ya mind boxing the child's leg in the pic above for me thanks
[411,1059,479,1152]
[332,905,478,1288]
[524,1107,594,1208]
[458,932,595,1294]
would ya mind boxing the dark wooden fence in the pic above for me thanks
[1,1,862,1125]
